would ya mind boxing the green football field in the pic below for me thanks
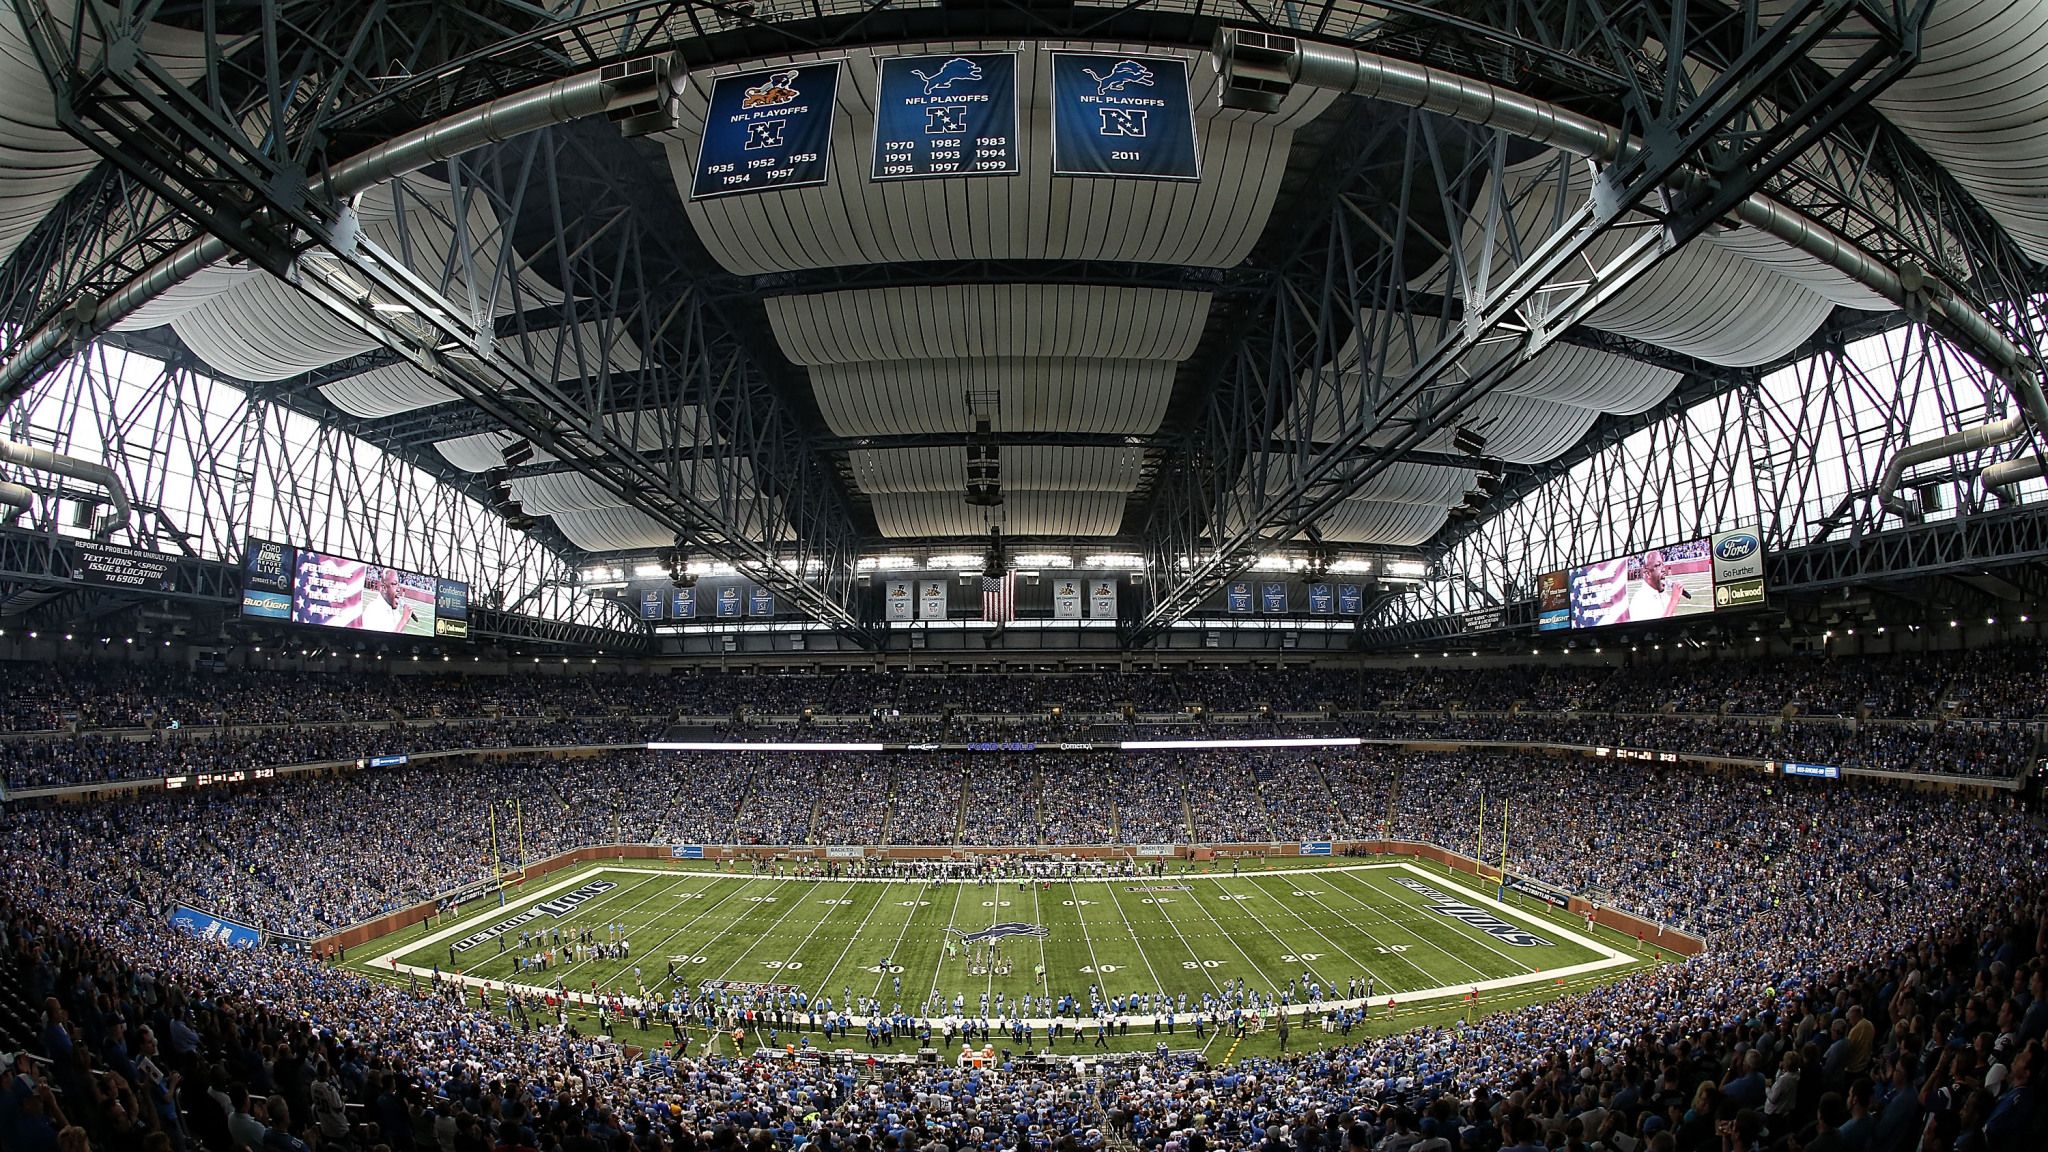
[351,858,1665,1058]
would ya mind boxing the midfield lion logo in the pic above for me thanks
[912,57,982,94]
[948,922,1049,944]
[1083,59,1154,94]
[742,70,802,108]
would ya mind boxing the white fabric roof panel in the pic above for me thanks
[0,6,209,262]
[1757,0,2048,259]
[811,357,1176,438]
[318,323,643,419]
[847,446,1145,495]
[666,42,1335,276]
[868,490,1128,538]
[511,459,754,516]
[1314,499,1454,547]
[550,506,676,552]
[766,284,1209,366]
[1415,152,1848,367]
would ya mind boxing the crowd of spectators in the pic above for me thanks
[4,653,2043,789]
[1186,754,1275,842]
[1,748,2043,1152]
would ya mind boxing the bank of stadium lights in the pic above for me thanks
[855,556,918,573]
[926,553,983,571]
[1082,553,1144,569]
[1014,553,1072,568]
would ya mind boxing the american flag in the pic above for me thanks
[294,553,366,628]
[1569,558,1628,629]
[981,572,1015,621]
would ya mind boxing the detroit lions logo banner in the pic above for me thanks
[1050,53,1199,180]
[873,53,1018,180]
[949,922,1049,944]
[691,62,842,199]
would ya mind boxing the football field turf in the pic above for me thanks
[354,858,1664,1057]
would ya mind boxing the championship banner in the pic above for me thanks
[1226,581,1253,614]
[715,586,743,618]
[170,906,261,949]
[1053,578,1083,619]
[1087,577,1117,619]
[71,540,176,593]
[1711,526,1766,609]
[748,586,775,617]
[434,579,470,638]
[884,579,914,621]
[639,588,665,621]
[1307,583,1334,615]
[239,538,294,620]
[672,586,697,620]
[1337,584,1363,615]
[872,53,1018,180]
[1260,581,1288,613]
[918,578,948,620]
[691,62,841,199]
[1049,53,1199,180]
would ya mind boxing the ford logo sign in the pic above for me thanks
[1715,533,1759,561]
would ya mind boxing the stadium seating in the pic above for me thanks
[0,746,2040,1152]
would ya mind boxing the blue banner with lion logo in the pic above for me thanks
[1050,53,1198,180]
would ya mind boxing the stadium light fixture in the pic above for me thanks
[1084,553,1145,569]
[1329,558,1375,574]
[1987,616,1996,625]
[1015,553,1072,568]
[1383,559,1429,579]
[27,631,34,638]
[927,553,981,569]
[1951,619,1960,627]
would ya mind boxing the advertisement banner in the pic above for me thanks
[1050,53,1199,180]
[671,845,704,859]
[1711,527,1767,610]
[1298,841,1333,856]
[239,538,294,620]
[1260,581,1288,613]
[434,579,470,638]
[1535,570,1572,632]
[169,906,261,949]
[71,540,175,593]
[715,586,743,618]
[1226,581,1254,614]
[749,586,775,617]
[691,62,841,199]
[672,586,696,620]
[639,588,665,621]
[1462,607,1505,632]
[1052,578,1083,620]
[1307,583,1334,614]
[1337,584,1363,615]
[1778,761,1840,779]
[825,846,866,859]
[884,579,914,621]
[872,53,1018,180]
[1087,577,1118,619]
[918,578,948,620]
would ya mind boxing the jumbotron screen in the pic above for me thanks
[1537,528,1765,631]
[239,538,468,637]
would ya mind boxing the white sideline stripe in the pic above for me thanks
[367,862,1642,1024]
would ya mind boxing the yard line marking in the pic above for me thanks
[808,880,898,1008]
[1241,872,1443,988]
[709,878,818,984]
[768,879,858,986]
[1138,880,1225,998]
[1178,874,1285,992]
[540,872,735,991]
[1064,879,1107,981]
[1329,869,1536,978]
[921,881,966,1008]
[621,876,772,990]
[1099,877,1169,995]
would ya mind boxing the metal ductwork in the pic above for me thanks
[1982,454,2045,499]
[1214,28,2038,398]
[0,440,130,539]
[0,57,678,409]
[0,478,30,523]
[1871,416,2027,516]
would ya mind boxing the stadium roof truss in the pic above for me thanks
[0,1,2043,647]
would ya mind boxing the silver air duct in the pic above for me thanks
[0,440,130,539]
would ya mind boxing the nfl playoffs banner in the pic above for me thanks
[885,579,914,621]
[1226,581,1253,614]
[691,62,842,199]
[671,586,696,620]
[918,578,948,620]
[1087,577,1118,619]
[715,586,743,618]
[1053,578,1083,620]
[1049,53,1199,180]
[638,588,664,621]
[1261,581,1288,613]
[872,53,1018,180]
